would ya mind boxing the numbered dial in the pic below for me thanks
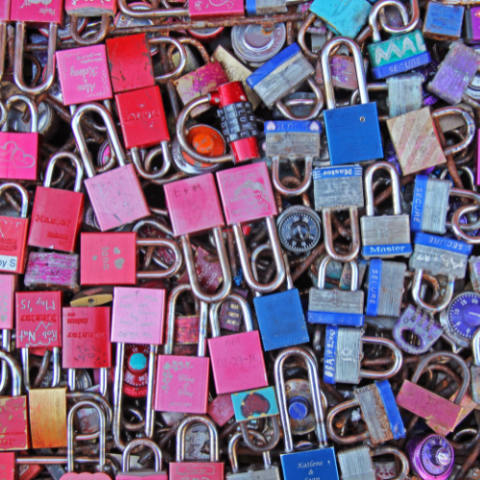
[441,292,480,348]
[277,206,321,253]
[123,344,149,398]
[420,436,454,477]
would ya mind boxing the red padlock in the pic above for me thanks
[0,453,15,480]
[0,183,29,274]
[123,344,150,398]
[28,152,84,253]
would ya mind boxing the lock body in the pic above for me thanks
[338,446,376,480]
[316,55,370,91]
[188,0,243,17]
[0,396,28,451]
[231,386,279,421]
[0,132,40,181]
[465,7,480,43]
[0,3,10,21]
[10,0,63,24]
[386,73,423,118]
[64,0,118,15]
[0,453,15,480]
[124,343,149,398]
[281,448,339,480]
[246,0,286,15]
[169,462,224,480]
[0,274,16,329]
[208,394,235,426]
[118,473,167,480]
[423,3,464,41]
[471,365,480,403]
[227,466,281,480]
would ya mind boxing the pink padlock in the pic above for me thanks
[216,162,285,293]
[0,275,17,331]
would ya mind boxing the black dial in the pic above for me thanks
[277,206,322,253]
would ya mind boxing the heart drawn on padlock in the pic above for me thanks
[59,472,112,480]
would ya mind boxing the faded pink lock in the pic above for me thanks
[72,103,149,232]
[216,162,285,293]
[164,173,232,303]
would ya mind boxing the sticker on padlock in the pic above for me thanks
[231,386,279,422]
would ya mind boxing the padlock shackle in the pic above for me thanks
[297,13,323,62]
[177,95,234,164]
[21,346,61,391]
[275,78,324,121]
[136,238,183,279]
[167,37,211,67]
[44,152,84,192]
[360,337,403,379]
[133,218,174,243]
[70,14,110,46]
[412,269,455,314]
[326,397,370,444]
[228,430,271,474]
[378,0,420,35]
[0,23,6,85]
[4,94,39,133]
[271,157,313,197]
[144,144,175,182]
[369,0,411,42]
[118,0,189,17]
[364,161,402,217]
[122,438,163,472]
[239,416,281,453]
[323,208,361,262]
[350,83,390,121]
[209,293,254,337]
[176,415,220,462]
[0,182,29,218]
[452,204,480,244]
[321,37,369,111]
[317,255,359,291]
[432,107,476,157]
[68,366,108,398]
[14,22,57,96]
[71,103,127,179]
[132,143,172,180]
[473,329,480,366]
[274,346,328,452]
[372,447,409,480]
[0,348,22,397]
[149,37,187,82]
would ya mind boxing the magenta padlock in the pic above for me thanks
[216,162,285,293]
[72,103,150,232]
[164,174,232,303]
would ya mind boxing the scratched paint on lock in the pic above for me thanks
[0,397,28,451]
[231,386,279,421]
[0,275,16,330]
[0,135,40,181]
[0,453,15,480]
[64,0,117,15]
[10,0,63,24]
[189,0,244,17]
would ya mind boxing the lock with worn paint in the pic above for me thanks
[208,294,267,395]
[28,152,84,252]
[208,394,235,427]
[423,2,464,41]
[392,305,444,354]
[465,7,480,43]
[0,453,15,480]
[218,289,248,332]
[361,162,412,258]
[396,352,470,435]
[471,329,480,403]
[313,165,363,261]
[327,380,406,445]
[366,259,406,317]
[118,438,168,480]
[0,95,40,181]
[169,416,224,480]
[0,183,29,274]
[231,386,279,422]
[470,256,480,293]
[386,73,424,118]
[428,41,480,104]
[275,347,340,480]
[308,256,364,327]
[322,38,383,165]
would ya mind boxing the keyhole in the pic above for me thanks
[360,116,365,122]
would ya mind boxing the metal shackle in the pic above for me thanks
[122,438,164,472]
[411,270,455,314]
[317,256,359,292]
[2,94,39,133]
[44,152,84,193]
[209,293,254,338]
[176,415,220,463]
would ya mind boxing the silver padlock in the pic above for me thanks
[313,165,364,262]
[119,438,167,478]
[308,256,364,327]
[360,162,412,259]
[471,328,480,403]
[386,73,423,119]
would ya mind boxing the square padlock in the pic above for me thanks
[0,396,29,451]
[106,33,155,93]
[80,233,137,286]
[216,162,277,225]
[0,275,17,330]
[0,131,41,181]
[115,86,170,149]
[0,453,15,479]
[62,307,112,369]
[56,45,113,106]
[188,0,243,18]
[164,173,225,236]
[10,0,63,24]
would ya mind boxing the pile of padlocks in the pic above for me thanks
[4,0,480,478]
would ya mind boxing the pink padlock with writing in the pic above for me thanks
[0,275,17,330]
[10,0,63,25]
[188,0,243,19]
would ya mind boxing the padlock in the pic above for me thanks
[423,2,464,41]
[216,162,286,293]
[56,45,113,106]
[308,256,364,327]
[469,256,480,292]
[0,183,29,275]
[338,446,409,480]
[392,305,444,354]
[155,296,209,414]
[309,0,371,38]
[231,386,279,422]
[327,379,406,445]
[0,453,15,480]
[218,289,249,332]
[0,95,40,181]
[208,294,267,395]
[465,7,480,43]
[208,394,235,427]
[246,43,323,121]
[323,325,402,384]
[164,173,232,303]
[396,352,470,435]
[227,431,281,480]
[117,438,168,480]
[169,416,224,480]
[360,162,412,258]
[275,347,340,480]
[366,259,406,317]
[386,73,423,118]
[27,152,84,252]
[313,165,363,260]
[80,230,182,286]
[253,247,309,351]
[406,433,454,480]
[322,38,383,166]
[428,41,480,104]
[471,328,480,403]
[0,274,16,331]
[122,343,149,398]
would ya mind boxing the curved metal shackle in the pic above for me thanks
[177,94,234,164]
[131,145,173,181]
[276,78,324,121]
[228,431,272,474]
[372,447,409,480]
[452,204,480,244]
[3,94,39,133]
[176,415,219,462]
[136,237,183,279]
[71,103,127,179]
[360,337,403,379]
[0,330,12,396]
[22,346,61,391]
[209,293,254,338]
[369,0,411,42]
[67,401,107,472]
[321,37,369,111]
[317,255,359,291]
[149,37,187,82]
[69,13,110,46]
[14,22,57,95]
[411,270,455,314]
[379,0,420,34]
[326,396,368,445]
[118,0,188,18]
[364,161,402,217]
[122,438,163,472]
[274,346,328,453]
[271,157,313,197]
[0,182,29,218]
[473,329,480,366]
[432,107,476,157]
[44,152,84,192]
[0,348,23,397]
